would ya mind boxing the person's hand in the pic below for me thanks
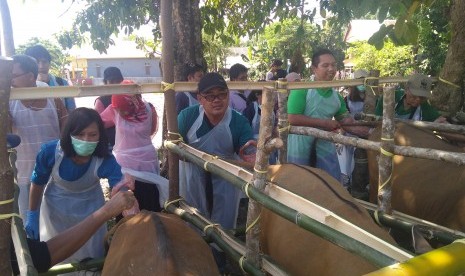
[324,120,341,132]
[25,210,40,240]
[101,190,137,218]
[111,173,135,197]
[239,140,257,163]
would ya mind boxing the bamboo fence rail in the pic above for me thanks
[165,141,409,267]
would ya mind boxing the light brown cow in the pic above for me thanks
[261,164,397,276]
[102,211,219,275]
[368,123,465,232]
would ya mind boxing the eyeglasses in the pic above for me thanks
[12,72,29,79]
[201,92,228,102]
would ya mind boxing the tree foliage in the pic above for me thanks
[414,0,450,75]
[347,40,414,77]
[247,17,347,79]
[16,37,71,77]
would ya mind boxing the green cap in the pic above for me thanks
[407,73,432,98]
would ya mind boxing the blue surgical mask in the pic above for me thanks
[356,85,366,92]
[71,136,98,156]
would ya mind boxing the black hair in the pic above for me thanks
[12,55,39,79]
[311,48,334,68]
[271,69,288,80]
[60,107,110,158]
[103,67,124,84]
[271,59,283,67]
[24,45,52,62]
[229,63,248,80]
[183,62,204,81]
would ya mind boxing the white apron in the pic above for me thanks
[9,99,60,220]
[184,92,199,106]
[112,102,168,206]
[179,106,242,229]
[40,144,106,265]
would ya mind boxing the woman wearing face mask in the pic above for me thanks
[25,107,132,266]
[100,82,167,213]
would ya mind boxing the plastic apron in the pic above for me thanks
[9,99,60,220]
[40,144,106,264]
[112,103,168,205]
[287,88,341,181]
[179,106,241,229]
[337,99,364,185]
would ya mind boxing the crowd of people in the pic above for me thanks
[6,44,447,274]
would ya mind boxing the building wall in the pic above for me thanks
[86,58,161,79]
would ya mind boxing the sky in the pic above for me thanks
[7,0,80,46]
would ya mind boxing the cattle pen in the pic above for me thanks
[2,4,465,275]
[2,60,465,275]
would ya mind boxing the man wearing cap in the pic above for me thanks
[375,73,446,122]
[178,72,255,230]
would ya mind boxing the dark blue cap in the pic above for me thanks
[198,72,228,94]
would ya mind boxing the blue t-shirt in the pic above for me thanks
[178,105,254,153]
[31,140,122,187]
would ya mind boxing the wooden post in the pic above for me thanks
[160,0,180,200]
[378,86,395,214]
[0,57,14,274]
[245,85,278,267]
[276,79,289,164]
[364,70,380,116]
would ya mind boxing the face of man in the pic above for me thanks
[404,89,426,108]
[198,87,229,120]
[36,58,51,75]
[11,63,36,88]
[188,71,204,82]
[312,54,336,81]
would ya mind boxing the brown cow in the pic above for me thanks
[102,211,219,275]
[368,123,465,232]
[261,164,397,276]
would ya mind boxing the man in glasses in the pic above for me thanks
[375,73,446,122]
[177,72,255,230]
[9,55,68,220]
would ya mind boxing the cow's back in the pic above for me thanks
[368,123,465,231]
[261,164,396,276]
[102,211,219,276]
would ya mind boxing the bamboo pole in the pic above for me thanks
[356,113,465,135]
[160,0,180,200]
[9,77,411,100]
[276,80,289,164]
[39,258,104,275]
[0,57,15,274]
[365,240,465,276]
[165,142,400,268]
[245,84,277,266]
[378,86,396,214]
[363,70,380,115]
[164,203,267,276]
[289,126,465,165]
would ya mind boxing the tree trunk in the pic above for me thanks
[430,0,465,118]
[0,58,14,275]
[172,0,204,81]
[0,0,15,56]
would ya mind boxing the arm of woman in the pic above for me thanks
[100,105,116,128]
